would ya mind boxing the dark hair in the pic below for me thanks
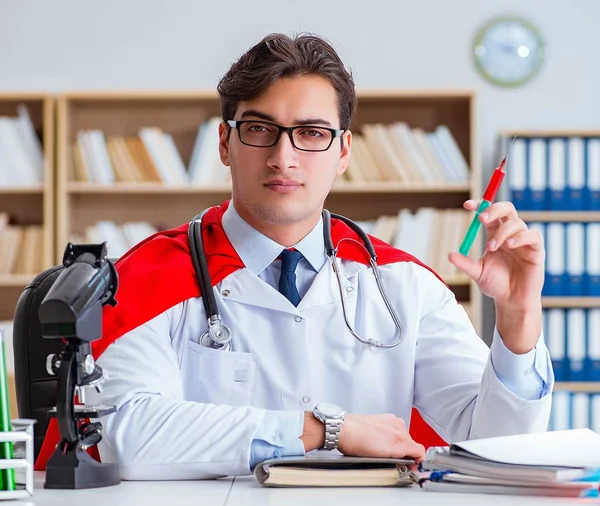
[217,33,357,130]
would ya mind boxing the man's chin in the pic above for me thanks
[251,202,314,225]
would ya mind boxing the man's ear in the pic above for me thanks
[218,121,230,166]
[336,130,352,177]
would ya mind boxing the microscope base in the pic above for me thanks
[44,447,120,489]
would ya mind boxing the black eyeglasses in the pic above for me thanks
[227,120,344,152]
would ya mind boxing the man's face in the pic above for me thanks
[218,75,351,228]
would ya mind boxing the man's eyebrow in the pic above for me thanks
[239,110,334,128]
[239,110,275,122]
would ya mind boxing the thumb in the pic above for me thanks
[448,251,482,282]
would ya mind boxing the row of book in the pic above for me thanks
[0,214,44,275]
[526,221,600,296]
[506,136,600,211]
[345,123,469,184]
[0,105,44,186]
[549,392,600,432]
[545,308,600,382]
[71,118,471,186]
[72,126,230,186]
[357,208,471,280]
[69,221,159,259]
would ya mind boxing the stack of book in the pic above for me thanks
[0,105,44,187]
[0,213,44,275]
[419,429,600,498]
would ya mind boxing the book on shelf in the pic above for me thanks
[0,105,44,187]
[357,207,471,281]
[0,213,44,276]
[71,117,230,186]
[346,123,469,184]
[70,221,158,259]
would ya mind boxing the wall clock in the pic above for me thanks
[473,17,545,87]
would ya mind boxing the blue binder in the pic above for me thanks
[547,137,568,210]
[585,138,600,210]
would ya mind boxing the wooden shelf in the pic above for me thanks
[0,93,54,322]
[554,382,600,393]
[520,212,600,222]
[444,275,471,286]
[56,89,482,333]
[0,186,44,195]
[331,182,471,193]
[542,297,600,308]
[0,275,36,287]
[66,181,472,195]
[502,129,600,138]
[67,182,232,194]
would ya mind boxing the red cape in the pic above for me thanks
[36,201,446,470]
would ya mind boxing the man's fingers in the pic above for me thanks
[479,201,519,226]
[391,441,426,462]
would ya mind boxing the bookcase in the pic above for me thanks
[0,93,54,321]
[55,90,482,333]
[500,129,600,433]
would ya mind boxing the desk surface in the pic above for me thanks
[26,473,597,505]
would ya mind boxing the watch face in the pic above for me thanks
[317,403,343,418]
[473,16,545,87]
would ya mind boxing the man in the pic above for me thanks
[39,32,553,480]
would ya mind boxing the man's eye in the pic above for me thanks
[248,125,267,132]
[300,129,325,138]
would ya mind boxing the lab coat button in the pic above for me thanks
[275,449,283,457]
[294,315,302,322]
[222,290,230,297]
[345,286,354,293]
[302,396,310,404]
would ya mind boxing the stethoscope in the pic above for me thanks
[187,208,405,351]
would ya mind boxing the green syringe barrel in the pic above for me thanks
[458,200,491,256]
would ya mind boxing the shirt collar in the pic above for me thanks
[221,201,328,275]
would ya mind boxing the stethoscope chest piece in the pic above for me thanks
[199,315,233,351]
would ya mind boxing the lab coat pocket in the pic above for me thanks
[183,340,256,406]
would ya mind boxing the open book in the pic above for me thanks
[254,452,415,487]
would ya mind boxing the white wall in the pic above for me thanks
[1,0,598,169]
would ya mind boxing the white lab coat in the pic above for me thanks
[87,256,551,481]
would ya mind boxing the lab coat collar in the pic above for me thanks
[219,257,366,315]
[222,201,328,275]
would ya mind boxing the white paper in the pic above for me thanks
[453,429,600,468]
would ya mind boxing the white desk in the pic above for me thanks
[25,473,598,505]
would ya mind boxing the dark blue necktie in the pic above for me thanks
[278,249,303,306]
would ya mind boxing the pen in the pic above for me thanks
[458,136,517,256]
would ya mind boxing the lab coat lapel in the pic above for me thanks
[219,268,301,315]
[297,257,366,311]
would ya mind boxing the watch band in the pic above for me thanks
[323,418,343,450]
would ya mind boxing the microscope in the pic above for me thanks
[38,242,121,489]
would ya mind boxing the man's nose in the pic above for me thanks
[267,132,300,170]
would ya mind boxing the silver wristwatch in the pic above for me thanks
[313,402,346,451]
